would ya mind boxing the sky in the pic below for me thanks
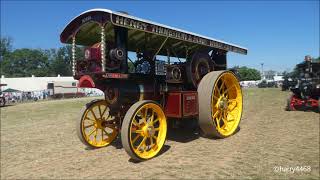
[1,0,319,72]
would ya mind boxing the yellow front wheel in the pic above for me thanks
[121,100,167,161]
[77,100,118,148]
[198,71,243,138]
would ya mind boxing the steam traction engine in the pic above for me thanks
[286,56,320,111]
[60,9,248,161]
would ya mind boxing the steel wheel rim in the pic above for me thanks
[211,72,242,136]
[129,103,167,159]
[81,101,118,147]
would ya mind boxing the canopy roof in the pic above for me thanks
[60,8,248,57]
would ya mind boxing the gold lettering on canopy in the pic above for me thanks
[115,16,147,31]
[113,15,247,54]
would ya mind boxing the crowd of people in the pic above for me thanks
[0,88,104,106]
[1,90,50,104]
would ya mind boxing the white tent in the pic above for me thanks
[0,75,76,92]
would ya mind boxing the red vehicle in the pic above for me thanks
[286,56,320,112]
[60,8,247,161]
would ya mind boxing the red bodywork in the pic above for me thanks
[165,91,198,118]
[289,95,318,110]
[76,43,103,75]
[78,75,95,88]
[182,92,198,116]
[85,47,101,61]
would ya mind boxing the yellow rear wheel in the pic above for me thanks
[198,71,243,138]
[121,100,167,161]
[77,100,118,148]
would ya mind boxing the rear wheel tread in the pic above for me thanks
[198,70,243,138]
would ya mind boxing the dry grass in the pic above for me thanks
[1,88,319,179]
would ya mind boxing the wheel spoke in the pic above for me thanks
[212,94,219,101]
[88,128,97,137]
[94,129,98,143]
[142,108,148,123]
[216,113,221,129]
[101,128,104,140]
[84,123,94,129]
[98,105,102,118]
[151,136,158,149]
[136,111,143,118]
[101,106,108,118]
[221,111,228,124]
[152,135,157,141]
[227,118,235,122]
[219,79,225,95]
[136,136,147,150]
[224,111,233,122]
[85,117,95,122]
[215,82,221,97]
[104,114,111,121]
[105,125,117,132]
[222,112,230,130]
[141,143,147,152]
[228,99,237,111]
[132,118,141,127]
[223,121,229,130]
[90,109,98,120]
[228,106,236,112]
[149,110,155,123]
[132,129,144,134]
[132,135,141,144]
[214,90,221,99]
[102,128,109,137]
[153,118,159,125]
[224,85,235,96]
[212,110,219,119]
[212,97,219,107]
[228,113,237,122]
[149,137,154,147]
[228,99,237,103]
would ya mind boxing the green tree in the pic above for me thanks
[1,48,50,77]
[235,66,261,81]
[0,37,13,57]
[128,61,135,73]
[0,36,87,77]
[49,45,84,76]
[289,66,300,79]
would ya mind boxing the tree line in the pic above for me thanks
[231,66,261,81]
[0,37,84,77]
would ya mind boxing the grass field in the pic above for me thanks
[1,88,319,179]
